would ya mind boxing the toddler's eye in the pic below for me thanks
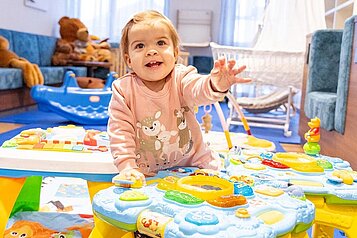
[157,40,166,46]
[135,43,144,49]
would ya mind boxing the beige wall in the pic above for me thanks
[0,0,67,37]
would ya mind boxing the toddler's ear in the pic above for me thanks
[125,54,132,67]
[174,47,179,61]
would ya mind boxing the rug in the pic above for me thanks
[0,102,301,144]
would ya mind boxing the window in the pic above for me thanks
[66,0,165,43]
[234,0,266,47]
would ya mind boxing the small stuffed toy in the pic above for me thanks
[0,36,44,87]
[76,77,105,89]
[52,16,112,65]
[201,105,212,133]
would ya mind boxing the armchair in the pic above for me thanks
[304,15,355,134]
[299,15,357,168]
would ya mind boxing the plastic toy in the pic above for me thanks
[211,93,275,151]
[92,167,314,237]
[201,104,212,133]
[226,151,357,237]
[303,117,321,155]
[1,125,109,153]
[30,71,118,125]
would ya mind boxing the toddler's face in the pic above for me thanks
[125,21,178,83]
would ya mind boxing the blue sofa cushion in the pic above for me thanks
[305,91,337,131]
[37,35,57,66]
[0,29,14,50]
[63,66,87,78]
[307,30,343,94]
[0,69,23,90]
[12,31,40,65]
[335,16,355,134]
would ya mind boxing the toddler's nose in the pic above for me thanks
[146,49,158,56]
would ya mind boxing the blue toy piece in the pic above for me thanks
[31,71,118,125]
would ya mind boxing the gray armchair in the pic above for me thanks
[304,15,355,134]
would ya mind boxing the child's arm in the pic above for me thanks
[210,57,251,93]
[107,79,146,184]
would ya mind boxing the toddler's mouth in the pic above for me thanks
[145,61,162,67]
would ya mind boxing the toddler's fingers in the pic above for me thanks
[228,59,235,70]
[218,57,226,67]
[124,171,132,180]
[211,60,221,74]
[232,65,247,75]
[234,77,252,84]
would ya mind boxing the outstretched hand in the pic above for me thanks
[210,57,251,92]
[121,168,146,186]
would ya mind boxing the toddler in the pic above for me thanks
[107,10,250,183]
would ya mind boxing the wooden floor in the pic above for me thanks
[0,122,304,152]
[0,122,23,133]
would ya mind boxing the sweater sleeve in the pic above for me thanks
[176,64,226,107]
[107,79,138,172]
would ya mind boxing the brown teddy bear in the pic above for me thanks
[0,36,44,87]
[52,16,112,65]
[76,77,105,89]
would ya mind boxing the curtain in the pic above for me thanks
[66,0,167,43]
[218,0,266,47]
[254,0,326,51]
[218,0,237,46]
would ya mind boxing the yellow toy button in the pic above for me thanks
[244,163,266,170]
[235,208,250,218]
[255,186,284,197]
[120,190,148,201]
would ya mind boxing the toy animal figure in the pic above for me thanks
[201,105,212,133]
[4,220,58,238]
[304,117,320,143]
[0,36,44,87]
[303,117,321,155]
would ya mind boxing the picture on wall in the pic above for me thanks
[24,0,49,12]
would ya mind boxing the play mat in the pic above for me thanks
[2,119,357,237]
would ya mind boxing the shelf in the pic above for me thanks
[325,0,355,28]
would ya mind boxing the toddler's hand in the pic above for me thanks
[210,57,251,92]
[120,168,146,186]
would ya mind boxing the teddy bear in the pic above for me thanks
[52,16,112,65]
[0,36,44,87]
[76,76,105,89]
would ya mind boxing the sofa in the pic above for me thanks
[0,28,87,111]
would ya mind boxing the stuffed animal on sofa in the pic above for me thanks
[0,36,44,87]
[52,16,111,65]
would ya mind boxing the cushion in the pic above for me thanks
[0,68,23,90]
[305,91,337,131]
[37,35,57,66]
[334,15,355,134]
[12,31,40,65]
[40,67,65,85]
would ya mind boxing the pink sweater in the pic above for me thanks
[107,64,225,176]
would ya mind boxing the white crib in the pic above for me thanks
[210,42,305,137]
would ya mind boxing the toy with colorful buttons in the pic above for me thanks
[92,167,314,237]
[1,125,109,153]
[226,148,357,204]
